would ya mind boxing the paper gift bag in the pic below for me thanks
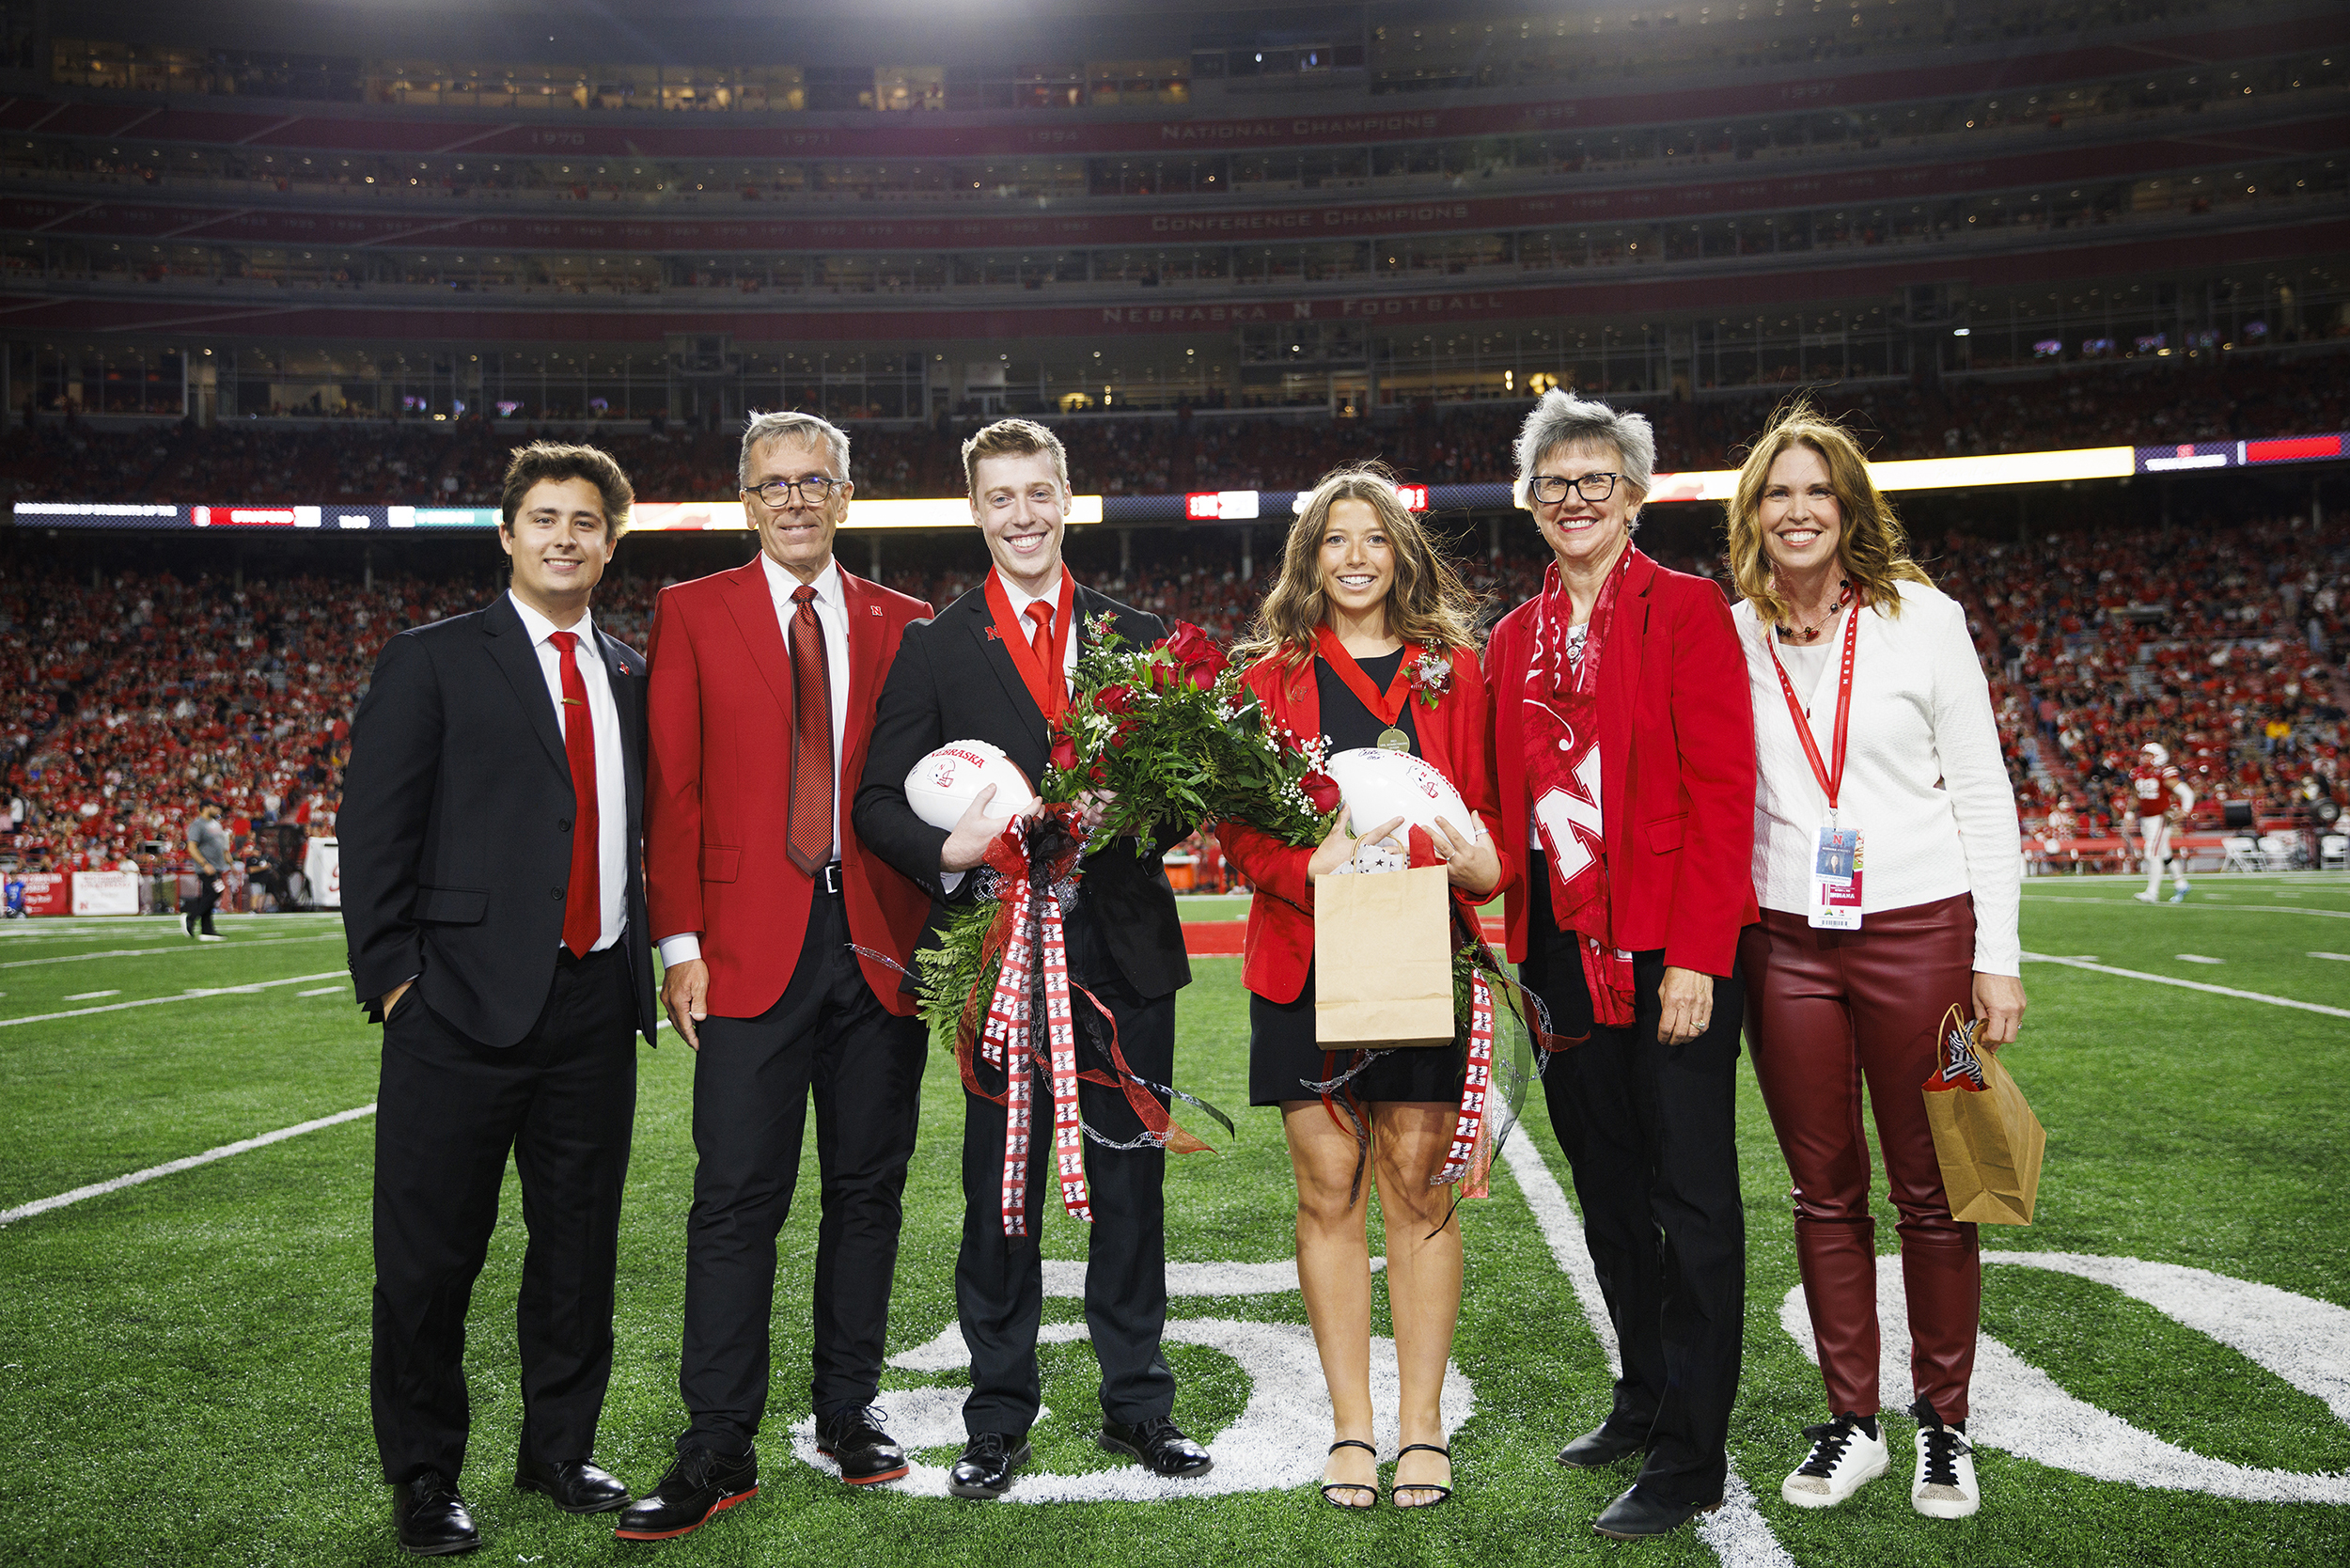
[1920,1006,2046,1226]
[1315,864,1455,1049]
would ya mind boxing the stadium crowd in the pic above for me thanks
[5,352,2344,510]
[3,503,2343,894]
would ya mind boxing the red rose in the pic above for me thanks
[1161,621,1230,689]
[1049,734,1077,775]
[1097,682,1136,715]
[1300,770,1342,812]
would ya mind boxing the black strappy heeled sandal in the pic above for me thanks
[1320,1439,1380,1511]
[1391,1442,1454,1508]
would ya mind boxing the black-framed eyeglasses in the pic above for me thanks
[743,476,841,508]
[1528,472,1622,505]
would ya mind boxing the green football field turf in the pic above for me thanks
[3,873,2347,1567]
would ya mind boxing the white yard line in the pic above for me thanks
[0,971,348,1028]
[296,985,344,997]
[62,989,121,1000]
[1499,1136,1796,1568]
[0,1105,376,1229]
[0,934,340,970]
[2021,897,2350,920]
[2020,952,2350,1019]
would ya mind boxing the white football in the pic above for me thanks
[1324,746,1484,844]
[903,739,1038,831]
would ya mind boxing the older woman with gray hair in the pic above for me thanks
[1483,388,1758,1541]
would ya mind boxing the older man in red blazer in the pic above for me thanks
[1485,390,1757,1544]
[616,412,934,1544]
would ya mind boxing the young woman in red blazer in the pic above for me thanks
[1483,389,1758,1543]
[1216,466,1509,1513]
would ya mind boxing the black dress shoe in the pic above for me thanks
[393,1472,480,1557]
[1592,1484,1723,1540]
[1098,1416,1214,1479]
[612,1447,758,1542]
[948,1432,1030,1498]
[514,1457,632,1514]
[1557,1422,1647,1468]
[816,1405,909,1485]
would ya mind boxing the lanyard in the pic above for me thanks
[1312,623,1420,725]
[1766,597,1860,812]
[983,568,1074,723]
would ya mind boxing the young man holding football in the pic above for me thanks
[853,418,1211,1498]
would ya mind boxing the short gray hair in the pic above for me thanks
[739,410,850,487]
[1512,388,1656,500]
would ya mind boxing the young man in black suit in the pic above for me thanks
[342,443,657,1556]
[853,418,1209,1498]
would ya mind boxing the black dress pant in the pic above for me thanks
[679,888,927,1456]
[1520,864,1747,1509]
[957,902,1176,1438]
[186,870,221,934]
[371,943,638,1484]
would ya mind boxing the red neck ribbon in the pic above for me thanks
[985,568,1076,724]
[1313,623,1422,727]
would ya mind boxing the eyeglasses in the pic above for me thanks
[1528,472,1622,506]
[743,476,841,508]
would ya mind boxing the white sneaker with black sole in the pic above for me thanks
[1780,1413,1888,1509]
[1911,1410,1978,1518]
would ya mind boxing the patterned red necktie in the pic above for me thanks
[546,630,599,958]
[786,585,835,875]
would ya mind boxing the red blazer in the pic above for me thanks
[646,558,935,1019]
[1215,643,1512,1004]
[1485,550,1758,978]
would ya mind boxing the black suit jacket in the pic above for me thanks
[852,581,1192,1001]
[341,593,659,1047]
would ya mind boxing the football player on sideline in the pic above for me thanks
[2129,743,2196,903]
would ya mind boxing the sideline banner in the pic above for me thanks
[17,871,70,917]
[70,871,140,917]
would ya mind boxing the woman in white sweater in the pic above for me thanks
[1725,403,2026,1523]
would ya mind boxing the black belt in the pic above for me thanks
[816,862,844,896]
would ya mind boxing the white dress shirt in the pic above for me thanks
[657,554,852,968]
[509,591,626,953]
[1734,579,2023,975]
[996,567,1079,695]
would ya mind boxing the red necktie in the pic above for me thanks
[546,630,600,958]
[1026,601,1057,696]
[786,585,835,876]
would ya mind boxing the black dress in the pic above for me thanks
[1247,648,1465,1107]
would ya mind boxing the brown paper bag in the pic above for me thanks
[1920,1006,2045,1225]
[1314,865,1455,1049]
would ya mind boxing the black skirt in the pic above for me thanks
[1248,961,1465,1107]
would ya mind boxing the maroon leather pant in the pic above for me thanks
[1738,895,1980,1423]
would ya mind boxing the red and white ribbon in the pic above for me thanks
[976,830,1092,1237]
[1434,968,1496,1197]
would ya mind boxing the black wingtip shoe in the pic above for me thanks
[393,1472,480,1557]
[1099,1416,1214,1479]
[816,1405,910,1485]
[612,1447,758,1542]
[1557,1423,1647,1469]
[948,1432,1030,1498]
[1591,1484,1723,1540]
[514,1457,633,1514]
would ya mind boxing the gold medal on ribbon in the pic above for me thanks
[1376,728,1411,753]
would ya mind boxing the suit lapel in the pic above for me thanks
[480,595,568,776]
[1603,551,1656,828]
[838,568,885,780]
[967,593,1049,750]
[595,628,646,834]
[721,558,796,730]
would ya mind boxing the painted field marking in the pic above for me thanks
[296,985,343,997]
[1499,1137,1795,1568]
[0,1104,376,1229]
[62,989,121,1000]
[2311,953,2350,963]
[2020,952,2350,1019]
[2022,896,2350,920]
[0,971,348,1028]
[0,934,341,970]
[2174,954,2225,965]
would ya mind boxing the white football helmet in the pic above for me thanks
[2140,743,2169,766]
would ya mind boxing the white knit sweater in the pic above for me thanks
[1732,579,2023,975]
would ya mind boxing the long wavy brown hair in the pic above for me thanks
[1727,398,1932,626]
[1235,463,1483,671]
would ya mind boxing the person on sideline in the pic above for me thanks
[1725,403,2025,1520]
[2129,742,2195,902]
[1483,389,1758,1542]
[853,418,1211,1499]
[341,443,656,1556]
[615,414,936,1543]
[1215,466,1507,1512]
[183,800,230,940]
